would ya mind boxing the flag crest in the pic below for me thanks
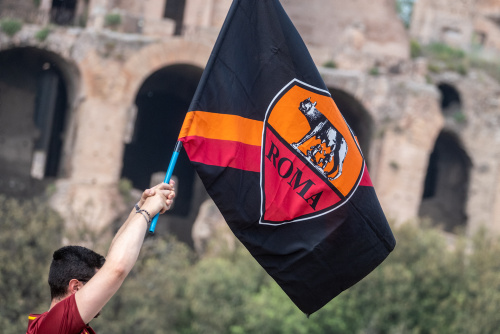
[261,79,365,225]
[178,0,395,315]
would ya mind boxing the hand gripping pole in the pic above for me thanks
[148,141,183,234]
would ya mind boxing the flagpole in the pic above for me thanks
[148,141,183,234]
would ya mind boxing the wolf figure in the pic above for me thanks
[291,98,348,181]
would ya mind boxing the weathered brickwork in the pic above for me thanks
[1,0,499,245]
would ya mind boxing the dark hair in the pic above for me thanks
[48,246,105,299]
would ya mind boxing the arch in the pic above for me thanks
[118,41,216,245]
[0,46,80,196]
[419,131,471,232]
[328,88,374,163]
[122,40,212,107]
[121,64,204,243]
[437,83,462,118]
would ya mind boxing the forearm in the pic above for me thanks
[105,211,148,276]
[109,207,143,250]
[106,185,170,274]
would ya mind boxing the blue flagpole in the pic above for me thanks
[148,141,183,234]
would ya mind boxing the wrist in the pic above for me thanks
[135,204,152,224]
[140,202,159,217]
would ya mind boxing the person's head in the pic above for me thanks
[48,246,105,300]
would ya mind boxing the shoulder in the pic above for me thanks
[26,312,47,334]
[27,295,88,334]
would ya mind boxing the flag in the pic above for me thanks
[178,0,396,315]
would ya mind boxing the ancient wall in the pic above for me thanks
[411,0,500,52]
[281,0,410,69]
[63,36,212,233]
[0,0,40,19]
[184,0,232,29]
[1,0,500,243]
[111,0,144,15]
[0,21,213,236]
[426,71,500,234]
[320,67,443,225]
[183,0,409,70]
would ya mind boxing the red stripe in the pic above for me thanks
[359,165,373,187]
[180,136,261,172]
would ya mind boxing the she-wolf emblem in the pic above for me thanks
[291,98,348,181]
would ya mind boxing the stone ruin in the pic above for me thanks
[1,0,500,251]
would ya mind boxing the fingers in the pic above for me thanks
[154,182,176,200]
[155,185,175,200]
[159,189,176,214]
[140,181,176,215]
[139,180,175,206]
[144,189,155,197]
[144,190,176,215]
[138,188,155,207]
[154,181,175,191]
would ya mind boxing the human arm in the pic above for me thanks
[74,182,175,323]
[111,182,172,246]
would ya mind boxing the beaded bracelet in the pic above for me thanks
[135,203,152,224]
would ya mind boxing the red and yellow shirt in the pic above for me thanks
[26,294,96,334]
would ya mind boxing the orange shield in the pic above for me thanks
[260,80,365,225]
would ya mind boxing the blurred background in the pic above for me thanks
[1,0,500,333]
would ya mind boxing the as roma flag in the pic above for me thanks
[178,0,395,315]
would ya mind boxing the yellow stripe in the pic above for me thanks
[28,316,37,320]
[179,111,263,146]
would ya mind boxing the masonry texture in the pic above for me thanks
[1,0,500,247]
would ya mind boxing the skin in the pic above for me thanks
[48,181,176,324]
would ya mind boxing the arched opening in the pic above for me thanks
[437,83,461,118]
[419,131,471,232]
[121,64,204,244]
[164,0,186,35]
[328,88,373,164]
[0,47,75,196]
[51,0,78,26]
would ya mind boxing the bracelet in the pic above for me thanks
[135,206,152,224]
[140,209,151,222]
[137,211,149,224]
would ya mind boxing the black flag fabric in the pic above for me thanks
[178,0,396,315]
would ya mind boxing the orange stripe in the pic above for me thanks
[179,111,263,146]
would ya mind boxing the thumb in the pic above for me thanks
[139,188,155,205]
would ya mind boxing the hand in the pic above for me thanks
[140,181,176,216]
[137,180,176,207]
[138,189,154,208]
